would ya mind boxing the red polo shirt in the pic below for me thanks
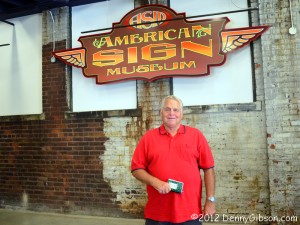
[131,124,214,223]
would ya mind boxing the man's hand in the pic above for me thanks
[203,200,216,215]
[132,169,171,194]
[153,180,171,194]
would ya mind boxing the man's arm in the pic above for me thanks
[132,169,171,194]
[203,167,216,215]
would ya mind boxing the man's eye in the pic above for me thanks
[164,107,180,113]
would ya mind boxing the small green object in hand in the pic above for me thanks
[168,179,184,193]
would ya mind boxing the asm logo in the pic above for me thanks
[129,10,168,29]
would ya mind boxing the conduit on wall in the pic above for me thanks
[49,10,57,62]
[288,0,297,35]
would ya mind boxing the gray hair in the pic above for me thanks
[160,95,183,111]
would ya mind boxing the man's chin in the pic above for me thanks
[165,123,179,129]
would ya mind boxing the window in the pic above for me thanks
[170,0,254,106]
[0,14,42,116]
[71,0,137,112]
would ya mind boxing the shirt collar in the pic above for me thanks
[159,124,185,135]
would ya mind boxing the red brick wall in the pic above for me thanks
[0,40,132,218]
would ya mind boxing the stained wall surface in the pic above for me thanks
[0,0,299,223]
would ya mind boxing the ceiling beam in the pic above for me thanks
[0,0,109,20]
[1,19,14,25]
[1,0,26,7]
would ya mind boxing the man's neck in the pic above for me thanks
[164,125,180,137]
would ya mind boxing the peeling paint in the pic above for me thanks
[101,117,147,214]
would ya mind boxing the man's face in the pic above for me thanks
[160,98,183,130]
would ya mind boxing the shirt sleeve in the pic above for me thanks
[131,134,148,172]
[198,131,214,169]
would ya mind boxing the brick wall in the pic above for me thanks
[259,0,300,219]
[0,8,128,217]
[0,0,299,223]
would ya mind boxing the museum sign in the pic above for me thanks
[53,5,269,84]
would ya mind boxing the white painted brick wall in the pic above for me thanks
[259,0,300,218]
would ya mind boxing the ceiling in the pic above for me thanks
[0,0,107,21]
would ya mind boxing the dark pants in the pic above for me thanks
[145,218,202,225]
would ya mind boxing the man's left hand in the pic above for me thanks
[203,200,216,215]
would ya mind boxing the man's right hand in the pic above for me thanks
[132,169,171,194]
[153,180,171,194]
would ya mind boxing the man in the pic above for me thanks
[131,95,216,225]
